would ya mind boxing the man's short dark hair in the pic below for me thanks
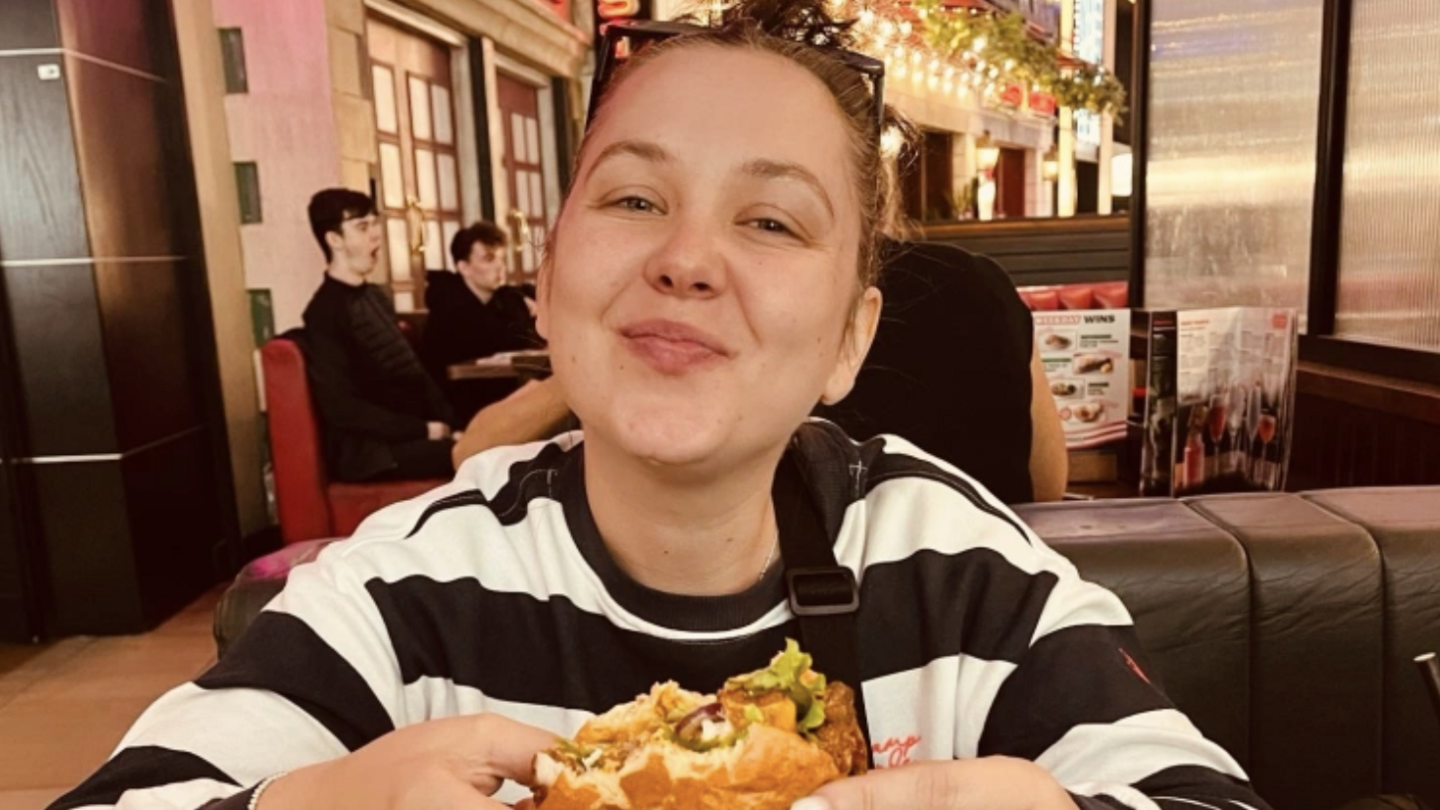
[450,221,508,267]
[308,188,376,263]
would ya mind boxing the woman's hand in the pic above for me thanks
[792,757,1079,810]
[259,714,555,810]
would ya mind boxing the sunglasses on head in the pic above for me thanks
[586,19,887,143]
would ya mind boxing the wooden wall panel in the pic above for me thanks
[124,430,217,628]
[1,263,118,456]
[0,56,89,263]
[30,459,141,634]
[1289,365,1440,491]
[52,0,169,78]
[921,215,1132,287]
[1290,395,1440,491]
[94,260,202,451]
[65,56,179,259]
[0,460,29,640]
[0,0,60,51]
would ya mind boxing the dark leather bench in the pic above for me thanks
[216,487,1440,810]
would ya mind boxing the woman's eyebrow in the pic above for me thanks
[740,159,835,220]
[585,139,673,181]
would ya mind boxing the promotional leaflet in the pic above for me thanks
[1034,309,1131,450]
[1139,307,1298,496]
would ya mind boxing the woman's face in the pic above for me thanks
[538,46,881,473]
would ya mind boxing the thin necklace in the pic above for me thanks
[757,537,779,585]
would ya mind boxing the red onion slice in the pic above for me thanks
[673,702,725,741]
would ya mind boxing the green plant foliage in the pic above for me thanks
[911,0,1126,117]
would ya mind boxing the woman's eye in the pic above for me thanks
[750,218,794,236]
[614,196,659,213]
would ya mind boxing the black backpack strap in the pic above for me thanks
[775,453,874,770]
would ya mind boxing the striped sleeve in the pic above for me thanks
[46,541,409,810]
[975,526,1272,810]
[854,432,1271,810]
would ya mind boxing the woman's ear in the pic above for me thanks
[820,286,882,406]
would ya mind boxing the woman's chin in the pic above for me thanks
[571,387,806,472]
[611,417,728,470]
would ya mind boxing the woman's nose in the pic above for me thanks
[643,221,726,298]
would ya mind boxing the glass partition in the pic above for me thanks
[1333,0,1440,352]
[1141,0,1324,323]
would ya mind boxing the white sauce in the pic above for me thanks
[700,718,734,742]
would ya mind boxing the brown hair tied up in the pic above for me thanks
[583,0,914,290]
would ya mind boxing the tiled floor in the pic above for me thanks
[0,587,223,810]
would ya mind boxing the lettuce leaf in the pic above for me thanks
[797,696,826,733]
[730,639,830,735]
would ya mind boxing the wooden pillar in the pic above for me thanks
[0,0,231,636]
[1058,0,1078,217]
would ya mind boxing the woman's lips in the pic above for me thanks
[620,320,729,374]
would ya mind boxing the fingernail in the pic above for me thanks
[791,799,832,810]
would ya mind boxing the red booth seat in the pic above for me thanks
[1018,281,1128,311]
[260,336,444,544]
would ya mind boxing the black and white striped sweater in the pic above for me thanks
[51,422,1270,810]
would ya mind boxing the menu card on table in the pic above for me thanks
[1034,309,1132,450]
[1140,307,1298,496]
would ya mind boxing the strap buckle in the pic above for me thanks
[786,566,860,617]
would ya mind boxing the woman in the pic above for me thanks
[50,3,1267,810]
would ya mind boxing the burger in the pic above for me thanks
[532,640,869,810]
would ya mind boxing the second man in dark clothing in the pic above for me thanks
[420,222,541,423]
[301,189,457,483]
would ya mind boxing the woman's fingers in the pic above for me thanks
[464,714,562,790]
[418,777,531,810]
[794,761,969,810]
[793,758,1072,810]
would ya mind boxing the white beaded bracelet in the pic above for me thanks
[246,772,288,810]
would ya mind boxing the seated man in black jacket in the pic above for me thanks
[302,188,456,482]
[420,222,541,423]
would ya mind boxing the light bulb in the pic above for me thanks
[1004,59,1016,71]
[880,126,903,158]
[944,65,955,78]
[927,74,939,91]
[973,36,987,52]
[943,78,954,94]
[899,20,912,36]
[910,50,922,66]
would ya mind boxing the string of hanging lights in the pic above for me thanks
[817,0,1126,118]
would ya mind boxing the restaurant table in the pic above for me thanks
[447,350,551,381]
